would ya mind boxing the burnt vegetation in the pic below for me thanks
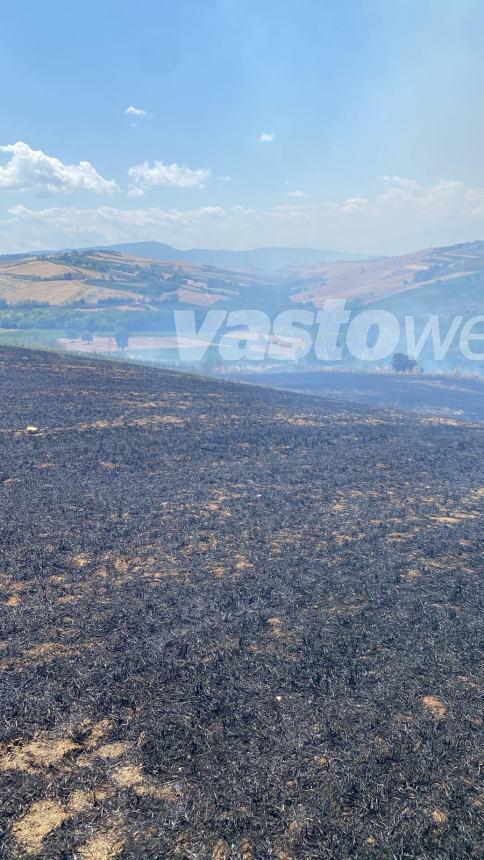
[0,347,482,859]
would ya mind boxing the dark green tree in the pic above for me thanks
[391,353,417,373]
[115,327,129,350]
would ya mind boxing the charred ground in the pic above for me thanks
[0,347,482,859]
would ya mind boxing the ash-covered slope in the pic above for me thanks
[0,348,482,859]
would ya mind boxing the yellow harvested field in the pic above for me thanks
[177,287,223,306]
[0,278,140,306]
[0,260,79,278]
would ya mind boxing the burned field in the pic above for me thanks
[230,369,484,425]
[0,347,482,859]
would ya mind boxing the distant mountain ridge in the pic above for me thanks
[95,241,366,271]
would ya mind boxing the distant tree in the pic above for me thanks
[414,264,445,283]
[81,331,93,343]
[114,327,129,350]
[168,273,183,287]
[144,277,163,298]
[200,345,221,371]
[391,352,417,373]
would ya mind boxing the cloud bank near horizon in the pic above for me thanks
[1,143,484,255]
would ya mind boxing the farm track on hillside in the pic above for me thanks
[0,348,482,859]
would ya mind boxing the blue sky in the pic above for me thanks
[1,0,484,254]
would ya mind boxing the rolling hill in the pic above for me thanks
[0,240,482,314]
[0,249,273,309]
[290,241,484,313]
[0,241,482,373]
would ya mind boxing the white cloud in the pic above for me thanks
[330,176,484,218]
[463,187,484,215]
[286,190,308,199]
[3,173,484,255]
[128,160,211,195]
[269,203,308,220]
[0,202,310,254]
[0,142,119,196]
[125,105,148,118]
[0,203,228,251]
[232,205,257,217]
[329,195,369,215]
[257,133,275,143]
[376,175,480,214]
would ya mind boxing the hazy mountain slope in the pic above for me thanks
[97,241,364,271]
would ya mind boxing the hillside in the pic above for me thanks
[0,249,273,309]
[290,241,484,313]
[0,241,482,373]
[0,241,483,316]
[0,348,482,858]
